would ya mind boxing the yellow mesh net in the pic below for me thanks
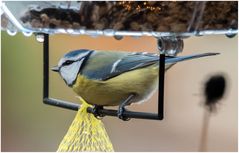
[57,97,114,152]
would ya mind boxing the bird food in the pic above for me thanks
[57,97,114,152]
[20,1,237,32]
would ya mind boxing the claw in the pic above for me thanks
[117,107,130,121]
[117,94,135,121]
[92,105,105,119]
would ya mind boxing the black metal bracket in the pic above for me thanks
[43,34,165,120]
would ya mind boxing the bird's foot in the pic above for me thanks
[117,94,135,121]
[117,106,130,121]
[92,105,105,119]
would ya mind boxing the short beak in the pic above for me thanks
[51,66,59,72]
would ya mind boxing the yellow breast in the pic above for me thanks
[72,65,159,106]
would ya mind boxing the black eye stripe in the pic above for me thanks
[63,60,74,66]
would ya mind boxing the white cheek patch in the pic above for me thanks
[60,60,84,86]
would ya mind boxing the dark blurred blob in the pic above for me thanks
[204,74,227,112]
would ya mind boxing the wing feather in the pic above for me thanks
[81,51,159,81]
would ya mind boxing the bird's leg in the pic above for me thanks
[118,94,135,121]
[92,105,105,119]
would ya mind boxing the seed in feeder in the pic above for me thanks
[91,5,100,21]
[141,23,153,31]
[60,20,72,29]
[94,23,105,30]
[170,23,187,32]
[157,25,170,32]
[147,12,158,23]
[31,19,43,28]
[50,18,61,27]
[91,14,99,22]
[40,13,49,22]
[72,22,81,29]
[40,14,50,27]
[49,23,56,28]
[148,1,156,5]
[130,22,141,31]
[113,22,124,30]
[19,1,237,32]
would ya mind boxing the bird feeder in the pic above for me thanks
[1,1,238,120]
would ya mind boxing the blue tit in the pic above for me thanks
[51,49,218,108]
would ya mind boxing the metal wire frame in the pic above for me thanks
[43,34,165,120]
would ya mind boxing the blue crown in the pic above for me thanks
[64,49,92,58]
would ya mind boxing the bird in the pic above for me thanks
[51,49,219,120]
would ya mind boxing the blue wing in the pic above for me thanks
[81,51,219,81]
[102,52,160,80]
[81,51,159,81]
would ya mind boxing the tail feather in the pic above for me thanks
[165,53,219,64]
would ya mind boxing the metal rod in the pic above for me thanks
[87,107,160,120]
[43,33,81,111]
[43,34,49,98]
[44,98,79,111]
[158,54,165,120]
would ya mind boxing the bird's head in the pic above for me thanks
[51,49,93,86]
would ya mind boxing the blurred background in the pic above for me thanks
[1,32,238,151]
